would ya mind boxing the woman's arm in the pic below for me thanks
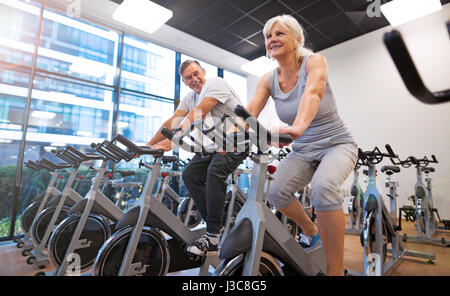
[279,54,328,140]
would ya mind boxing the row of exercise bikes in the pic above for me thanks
[14,104,448,277]
[346,151,450,248]
[14,105,315,276]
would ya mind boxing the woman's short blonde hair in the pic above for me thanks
[263,14,313,62]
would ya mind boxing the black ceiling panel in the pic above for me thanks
[304,26,326,45]
[315,13,357,36]
[164,3,197,28]
[312,38,334,52]
[109,0,448,61]
[358,14,390,32]
[203,1,242,27]
[183,17,221,40]
[207,30,242,49]
[332,0,370,11]
[280,0,320,12]
[328,26,363,45]
[247,32,265,48]
[226,16,263,39]
[250,0,293,23]
[299,1,341,25]
[228,40,259,57]
[225,0,270,13]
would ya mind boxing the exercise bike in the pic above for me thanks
[26,152,92,269]
[39,141,141,275]
[350,145,435,276]
[391,154,450,247]
[346,160,368,235]
[150,159,203,229]
[208,105,327,276]
[16,160,69,253]
[92,134,230,276]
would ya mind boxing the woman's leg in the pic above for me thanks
[268,152,317,236]
[310,143,357,276]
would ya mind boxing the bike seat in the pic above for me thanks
[421,167,435,173]
[162,156,179,164]
[381,165,400,175]
[116,170,135,177]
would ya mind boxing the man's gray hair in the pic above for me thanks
[179,60,202,76]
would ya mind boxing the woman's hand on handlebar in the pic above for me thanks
[268,126,298,148]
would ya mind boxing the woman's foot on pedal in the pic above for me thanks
[299,232,321,248]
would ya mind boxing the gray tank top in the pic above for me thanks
[269,54,356,151]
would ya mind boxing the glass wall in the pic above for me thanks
[122,34,175,99]
[118,92,174,145]
[0,0,241,240]
[0,0,38,238]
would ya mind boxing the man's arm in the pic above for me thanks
[179,97,219,131]
[150,98,218,151]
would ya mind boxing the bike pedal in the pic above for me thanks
[186,252,206,263]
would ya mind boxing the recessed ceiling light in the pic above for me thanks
[113,0,173,34]
[381,0,442,27]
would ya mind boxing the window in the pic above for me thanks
[121,34,176,100]
[0,0,39,238]
[36,8,119,85]
[118,92,173,145]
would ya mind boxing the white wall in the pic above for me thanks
[247,4,450,217]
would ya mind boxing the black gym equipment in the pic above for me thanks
[383,23,450,104]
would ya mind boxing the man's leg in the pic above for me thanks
[181,154,213,220]
[205,152,247,235]
[186,152,247,256]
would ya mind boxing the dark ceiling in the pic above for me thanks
[110,0,450,60]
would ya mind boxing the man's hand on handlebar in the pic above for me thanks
[152,138,174,152]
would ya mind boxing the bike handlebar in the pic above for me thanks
[383,28,450,104]
[161,105,293,155]
[358,144,398,167]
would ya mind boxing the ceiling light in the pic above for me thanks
[113,0,173,34]
[241,56,278,77]
[381,0,442,27]
[31,110,56,120]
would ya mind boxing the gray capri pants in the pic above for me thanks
[268,137,358,212]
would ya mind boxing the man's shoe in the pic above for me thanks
[186,234,218,257]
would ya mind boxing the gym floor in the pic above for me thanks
[1,215,449,276]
